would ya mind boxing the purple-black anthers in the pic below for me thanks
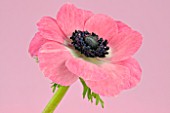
[70,30,109,58]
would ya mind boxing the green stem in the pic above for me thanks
[42,86,69,113]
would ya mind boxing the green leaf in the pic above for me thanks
[33,56,39,63]
[83,85,88,98]
[87,88,93,102]
[80,78,88,98]
[95,95,100,105]
[79,78,104,108]
[51,83,61,93]
[100,98,104,108]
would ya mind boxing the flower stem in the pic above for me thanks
[42,86,69,113]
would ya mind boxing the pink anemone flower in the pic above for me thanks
[29,3,142,96]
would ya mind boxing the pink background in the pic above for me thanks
[0,0,170,113]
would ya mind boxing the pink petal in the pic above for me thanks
[65,57,113,81]
[37,16,65,43]
[38,42,78,86]
[85,64,130,96]
[28,32,49,57]
[109,21,143,62]
[84,14,118,41]
[85,58,142,96]
[117,57,142,89]
[56,3,93,37]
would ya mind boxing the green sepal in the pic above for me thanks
[80,78,104,108]
[87,88,92,102]
[33,56,39,63]
[51,83,61,93]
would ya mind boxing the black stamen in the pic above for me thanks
[70,30,109,58]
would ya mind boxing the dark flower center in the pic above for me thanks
[70,30,109,58]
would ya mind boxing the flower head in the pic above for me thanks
[29,3,142,97]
